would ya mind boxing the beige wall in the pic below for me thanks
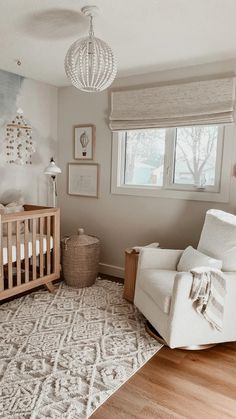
[0,75,58,205]
[58,61,236,277]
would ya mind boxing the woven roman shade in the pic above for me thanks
[109,77,236,131]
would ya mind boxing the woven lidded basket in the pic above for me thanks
[61,228,100,288]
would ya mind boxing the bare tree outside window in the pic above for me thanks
[174,126,218,187]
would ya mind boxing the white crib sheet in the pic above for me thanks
[2,234,53,265]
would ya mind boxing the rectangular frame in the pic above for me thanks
[111,124,233,203]
[68,163,99,198]
[74,124,95,160]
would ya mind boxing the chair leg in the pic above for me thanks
[145,321,167,345]
[45,282,55,293]
[145,321,216,350]
[179,343,216,350]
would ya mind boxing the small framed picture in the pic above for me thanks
[74,124,95,160]
[68,163,99,198]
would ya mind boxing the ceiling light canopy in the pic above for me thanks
[65,5,117,93]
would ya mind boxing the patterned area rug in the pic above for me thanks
[0,279,162,418]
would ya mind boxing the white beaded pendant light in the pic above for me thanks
[65,5,117,92]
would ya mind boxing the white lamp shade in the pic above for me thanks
[44,158,61,175]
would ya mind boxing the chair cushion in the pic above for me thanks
[138,270,176,314]
[198,209,236,271]
[177,246,222,272]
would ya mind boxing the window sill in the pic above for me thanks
[111,184,230,203]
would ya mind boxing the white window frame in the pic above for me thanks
[111,125,234,203]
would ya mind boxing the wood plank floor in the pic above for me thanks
[92,342,236,419]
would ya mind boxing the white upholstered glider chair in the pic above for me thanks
[134,209,236,349]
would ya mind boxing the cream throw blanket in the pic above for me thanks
[190,267,226,332]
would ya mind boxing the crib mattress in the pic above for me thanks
[2,234,53,265]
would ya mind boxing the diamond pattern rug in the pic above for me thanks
[0,279,162,418]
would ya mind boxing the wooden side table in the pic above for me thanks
[123,248,139,303]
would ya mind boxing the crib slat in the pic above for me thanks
[52,213,60,276]
[24,220,29,283]
[16,221,21,286]
[46,216,51,275]
[0,219,3,291]
[32,218,37,280]
[39,217,44,277]
[7,222,13,289]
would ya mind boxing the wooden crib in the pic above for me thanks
[0,205,60,301]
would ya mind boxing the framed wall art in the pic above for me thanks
[68,163,99,198]
[74,124,95,160]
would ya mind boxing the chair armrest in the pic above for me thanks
[167,272,198,347]
[138,248,183,271]
[169,271,236,316]
[169,272,193,313]
[167,271,236,348]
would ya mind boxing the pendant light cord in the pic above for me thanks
[89,15,94,38]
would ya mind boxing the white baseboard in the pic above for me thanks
[99,263,125,279]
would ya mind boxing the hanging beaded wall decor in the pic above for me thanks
[5,109,35,165]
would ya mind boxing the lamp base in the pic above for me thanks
[51,176,56,208]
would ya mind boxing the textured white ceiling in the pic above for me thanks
[1,0,236,86]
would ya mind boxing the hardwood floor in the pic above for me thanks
[92,342,236,419]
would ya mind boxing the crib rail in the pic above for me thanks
[0,205,60,300]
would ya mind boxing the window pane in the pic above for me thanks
[173,126,219,187]
[124,129,166,186]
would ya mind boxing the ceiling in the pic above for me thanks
[1,0,236,86]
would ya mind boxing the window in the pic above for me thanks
[172,126,220,189]
[124,128,166,187]
[120,125,222,190]
[112,124,232,202]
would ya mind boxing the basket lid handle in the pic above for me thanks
[78,228,85,235]
[61,236,71,250]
